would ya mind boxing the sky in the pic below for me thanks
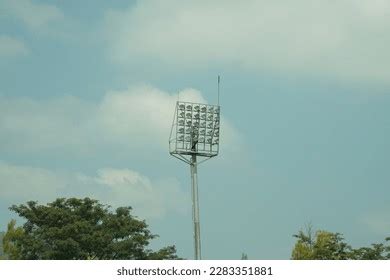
[0,0,390,259]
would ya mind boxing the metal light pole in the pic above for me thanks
[190,153,201,259]
[169,99,221,260]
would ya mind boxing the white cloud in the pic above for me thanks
[82,168,188,218]
[1,0,64,29]
[104,0,390,84]
[97,86,207,150]
[0,85,241,156]
[0,35,29,57]
[0,162,188,219]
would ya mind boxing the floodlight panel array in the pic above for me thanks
[170,101,220,157]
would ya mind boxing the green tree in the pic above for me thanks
[0,231,6,260]
[2,220,24,260]
[349,238,390,260]
[311,231,350,260]
[291,224,315,260]
[292,226,390,260]
[241,252,248,260]
[4,197,179,260]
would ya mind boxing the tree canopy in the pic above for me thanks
[291,226,390,260]
[3,197,179,260]
[0,231,6,260]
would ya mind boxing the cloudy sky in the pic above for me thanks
[1,0,390,259]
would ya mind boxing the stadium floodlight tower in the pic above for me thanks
[169,80,221,260]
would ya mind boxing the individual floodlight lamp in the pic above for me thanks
[169,77,221,260]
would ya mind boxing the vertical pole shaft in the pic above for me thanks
[190,154,201,260]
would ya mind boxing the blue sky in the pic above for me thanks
[1,0,390,259]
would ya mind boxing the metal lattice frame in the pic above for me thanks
[169,101,220,162]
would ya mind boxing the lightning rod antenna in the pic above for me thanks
[217,75,220,106]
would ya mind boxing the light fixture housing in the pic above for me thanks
[169,101,220,159]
